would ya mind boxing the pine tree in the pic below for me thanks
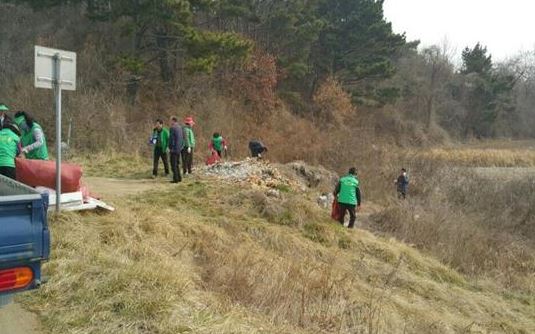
[461,43,492,76]
[311,0,408,103]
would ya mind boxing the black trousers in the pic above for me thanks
[181,148,193,174]
[338,203,356,228]
[0,166,16,180]
[153,147,169,176]
[170,152,182,182]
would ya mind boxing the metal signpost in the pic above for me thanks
[34,46,76,212]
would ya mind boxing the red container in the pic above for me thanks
[15,158,82,193]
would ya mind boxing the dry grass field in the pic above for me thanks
[16,148,535,333]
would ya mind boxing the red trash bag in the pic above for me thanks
[205,150,221,166]
[331,199,342,221]
[15,158,83,193]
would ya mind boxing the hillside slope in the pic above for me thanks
[19,160,535,334]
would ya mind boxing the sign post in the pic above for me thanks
[34,46,76,212]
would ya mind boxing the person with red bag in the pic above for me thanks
[331,199,342,221]
[333,167,362,228]
[209,132,228,158]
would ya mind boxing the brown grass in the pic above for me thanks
[18,176,535,333]
[370,147,535,294]
[416,147,535,167]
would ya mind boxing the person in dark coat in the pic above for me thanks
[249,140,268,158]
[168,116,184,183]
[395,168,409,199]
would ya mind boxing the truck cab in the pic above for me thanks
[0,175,50,306]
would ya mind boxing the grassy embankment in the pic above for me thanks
[18,146,535,334]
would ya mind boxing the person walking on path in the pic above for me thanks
[248,140,268,158]
[169,116,184,183]
[0,123,21,180]
[209,132,228,158]
[182,116,196,175]
[395,168,409,199]
[334,167,362,229]
[150,119,170,178]
[0,103,12,129]
[14,111,48,160]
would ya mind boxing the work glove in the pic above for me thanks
[257,153,262,158]
[224,145,228,151]
[21,147,29,154]
[187,147,192,154]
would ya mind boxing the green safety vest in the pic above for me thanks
[338,174,359,205]
[153,128,169,151]
[212,136,224,151]
[183,126,196,148]
[22,123,48,160]
[0,128,20,168]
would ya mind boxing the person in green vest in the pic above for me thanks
[209,132,228,158]
[14,111,48,160]
[0,123,22,180]
[150,119,170,178]
[334,167,362,229]
[182,116,196,175]
[0,103,13,129]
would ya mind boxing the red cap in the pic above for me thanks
[184,116,195,125]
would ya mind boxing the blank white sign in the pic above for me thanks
[34,46,76,91]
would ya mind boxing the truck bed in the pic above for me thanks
[0,175,50,295]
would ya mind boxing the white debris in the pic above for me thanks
[202,158,298,190]
[317,193,334,208]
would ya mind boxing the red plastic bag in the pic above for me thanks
[331,199,342,221]
[205,150,221,166]
[15,158,83,193]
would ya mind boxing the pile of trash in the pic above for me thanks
[203,158,301,190]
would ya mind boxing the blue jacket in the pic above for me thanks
[396,174,409,193]
[169,124,184,153]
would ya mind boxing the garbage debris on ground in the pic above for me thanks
[202,158,300,190]
[36,186,115,212]
[317,193,335,209]
[202,159,339,211]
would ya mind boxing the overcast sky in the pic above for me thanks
[383,0,535,61]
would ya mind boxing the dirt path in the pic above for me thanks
[0,302,42,334]
[85,176,173,198]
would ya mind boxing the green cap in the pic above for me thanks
[14,116,25,126]
[0,104,8,112]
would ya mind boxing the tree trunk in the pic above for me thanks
[126,76,140,106]
[426,95,434,129]
[427,62,438,129]
[156,30,174,83]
